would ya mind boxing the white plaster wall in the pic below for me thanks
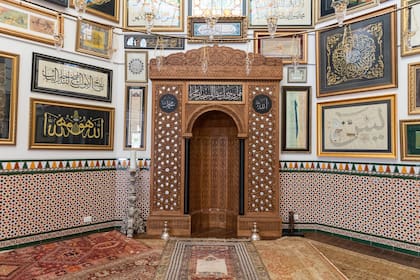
[1,0,418,165]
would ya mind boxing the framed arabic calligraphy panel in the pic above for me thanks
[70,0,119,22]
[400,119,420,161]
[124,85,147,150]
[76,19,113,59]
[317,94,396,158]
[0,0,63,46]
[29,98,114,150]
[401,0,420,56]
[248,0,313,28]
[186,82,244,104]
[281,86,311,152]
[0,51,19,145]
[124,0,184,32]
[125,51,148,83]
[31,53,112,102]
[316,6,397,97]
[316,0,379,23]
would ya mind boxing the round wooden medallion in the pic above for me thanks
[252,94,272,114]
[159,94,178,113]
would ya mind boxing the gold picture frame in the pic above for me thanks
[124,0,184,32]
[29,98,114,150]
[76,19,113,59]
[70,0,120,23]
[124,84,147,150]
[400,119,420,161]
[254,31,308,64]
[0,0,63,46]
[317,94,396,158]
[409,62,420,114]
[401,0,420,56]
[0,51,19,145]
[187,16,248,43]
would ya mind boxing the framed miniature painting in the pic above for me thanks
[316,6,397,97]
[31,53,112,102]
[281,86,311,152]
[124,0,184,32]
[76,19,113,59]
[400,119,420,161]
[124,85,147,150]
[408,62,420,114]
[254,31,307,64]
[125,51,148,83]
[0,0,63,46]
[401,0,420,56]
[0,51,19,145]
[29,98,114,150]
[317,94,396,158]
[248,0,313,28]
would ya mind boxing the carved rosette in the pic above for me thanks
[247,86,278,213]
[152,84,183,212]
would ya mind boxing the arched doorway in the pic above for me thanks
[189,110,239,237]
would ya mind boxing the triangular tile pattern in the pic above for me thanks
[279,161,419,179]
[0,158,152,174]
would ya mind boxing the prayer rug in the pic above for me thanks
[154,239,270,280]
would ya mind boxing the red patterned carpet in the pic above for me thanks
[0,230,161,280]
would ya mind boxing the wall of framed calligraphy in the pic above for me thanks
[29,98,114,150]
[31,53,113,102]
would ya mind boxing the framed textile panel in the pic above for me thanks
[0,51,19,145]
[317,94,396,158]
[29,98,114,150]
[316,6,397,97]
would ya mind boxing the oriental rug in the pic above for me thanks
[154,239,270,280]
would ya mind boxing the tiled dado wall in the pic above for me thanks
[1,159,418,256]
[0,158,151,250]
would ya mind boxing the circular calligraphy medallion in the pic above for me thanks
[252,94,272,114]
[128,58,144,75]
[159,94,178,113]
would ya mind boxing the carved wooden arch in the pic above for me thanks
[184,105,246,138]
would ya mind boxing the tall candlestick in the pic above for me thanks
[130,150,136,170]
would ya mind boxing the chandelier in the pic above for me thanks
[331,0,348,26]
[266,1,279,38]
[204,0,222,41]
[139,0,156,35]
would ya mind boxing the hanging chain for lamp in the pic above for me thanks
[245,40,254,75]
[201,45,209,74]
[341,24,354,63]
[154,36,164,71]
[291,34,300,71]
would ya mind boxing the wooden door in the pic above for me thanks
[189,111,239,236]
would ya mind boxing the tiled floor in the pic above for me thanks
[303,232,420,270]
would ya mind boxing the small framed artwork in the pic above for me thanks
[281,86,311,152]
[317,94,396,158]
[316,0,379,23]
[124,34,185,50]
[400,119,420,161]
[76,19,113,59]
[31,53,112,102]
[409,62,420,114]
[124,0,184,32]
[188,0,246,16]
[248,0,313,28]
[125,51,148,83]
[187,16,248,42]
[287,66,307,83]
[0,0,63,46]
[254,31,307,64]
[124,85,147,150]
[316,6,397,97]
[29,98,114,150]
[0,51,19,145]
[70,0,119,22]
[401,0,420,56]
